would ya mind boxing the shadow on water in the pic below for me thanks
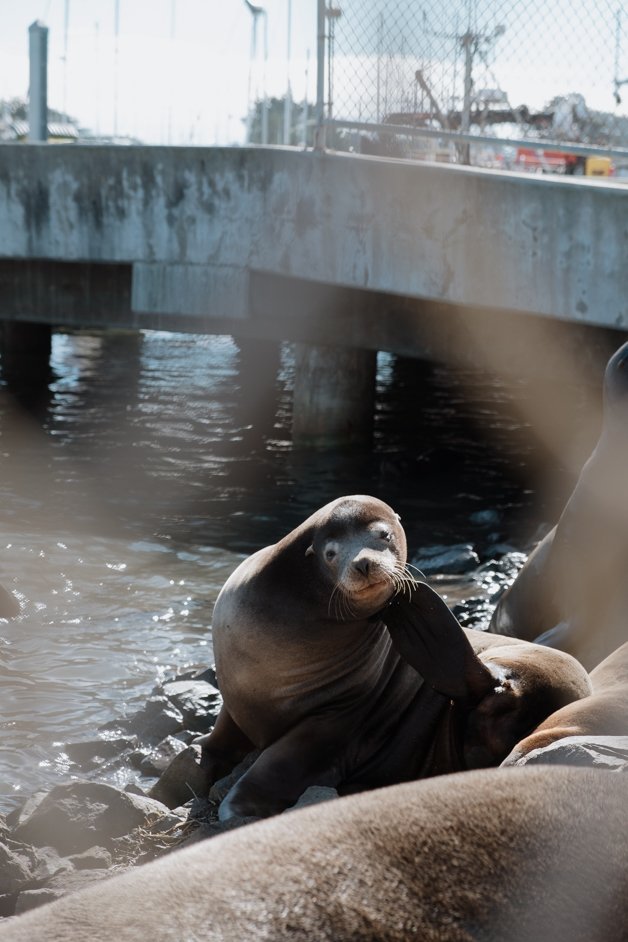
[0,327,593,809]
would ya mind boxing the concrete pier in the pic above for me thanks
[292,344,377,447]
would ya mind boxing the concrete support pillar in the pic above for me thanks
[28,21,48,142]
[292,343,376,447]
[0,321,52,382]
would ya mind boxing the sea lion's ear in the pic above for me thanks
[305,545,315,557]
[395,513,401,522]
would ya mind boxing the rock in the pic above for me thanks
[291,786,338,810]
[14,888,60,913]
[0,894,18,918]
[161,680,221,731]
[125,696,185,742]
[11,781,174,855]
[411,543,480,576]
[6,791,48,830]
[67,846,112,870]
[135,734,191,777]
[0,583,20,618]
[469,509,500,528]
[148,745,209,809]
[503,735,628,771]
[63,737,138,769]
[14,870,113,914]
[28,845,74,883]
[0,841,33,894]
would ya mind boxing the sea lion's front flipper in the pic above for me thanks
[218,715,346,822]
[379,582,494,706]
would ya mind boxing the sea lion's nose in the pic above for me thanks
[353,557,371,577]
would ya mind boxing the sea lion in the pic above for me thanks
[503,639,628,763]
[3,766,628,942]
[189,498,590,820]
[490,341,628,669]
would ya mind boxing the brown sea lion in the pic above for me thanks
[2,766,628,942]
[503,639,628,763]
[190,496,590,820]
[490,341,628,669]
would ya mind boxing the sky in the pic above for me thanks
[0,0,317,144]
[0,1,626,147]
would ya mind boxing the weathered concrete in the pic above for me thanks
[292,344,376,446]
[0,144,626,331]
[1,145,627,441]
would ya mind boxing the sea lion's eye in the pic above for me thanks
[379,530,392,542]
[325,548,337,561]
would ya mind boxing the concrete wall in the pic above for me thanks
[0,143,627,331]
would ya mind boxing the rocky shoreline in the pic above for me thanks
[2,541,627,922]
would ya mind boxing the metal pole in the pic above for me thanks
[315,0,326,150]
[62,0,70,116]
[28,21,48,142]
[283,0,292,145]
[459,31,473,164]
[261,11,268,144]
[113,0,120,138]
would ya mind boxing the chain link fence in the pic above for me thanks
[320,0,628,172]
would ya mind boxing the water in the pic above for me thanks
[0,329,584,812]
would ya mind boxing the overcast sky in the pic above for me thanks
[1,1,626,146]
[0,0,316,144]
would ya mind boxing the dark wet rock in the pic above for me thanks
[132,734,189,776]
[124,696,185,742]
[469,509,500,528]
[503,735,628,771]
[411,543,480,576]
[148,745,209,809]
[160,679,221,732]
[67,846,112,870]
[63,737,138,769]
[14,888,59,914]
[0,894,18,918]
[11,781,175,855]
[291,786,338,810]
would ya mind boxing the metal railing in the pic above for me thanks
[315,0,628,171]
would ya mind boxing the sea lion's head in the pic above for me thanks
[305,495,407,620]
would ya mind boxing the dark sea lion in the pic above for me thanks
[490,340,628,669]
[3,766,628,942]
[503,639,628,762]
[191,497,590,820]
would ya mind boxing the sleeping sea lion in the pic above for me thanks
[2,766,627,942]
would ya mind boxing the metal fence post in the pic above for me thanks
[314,0,326,150]
[28,21,48,142]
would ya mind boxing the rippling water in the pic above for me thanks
[0,329,583,811]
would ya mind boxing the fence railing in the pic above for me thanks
[316,0,628,172]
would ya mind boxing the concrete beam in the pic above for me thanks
[0,146,626,331]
